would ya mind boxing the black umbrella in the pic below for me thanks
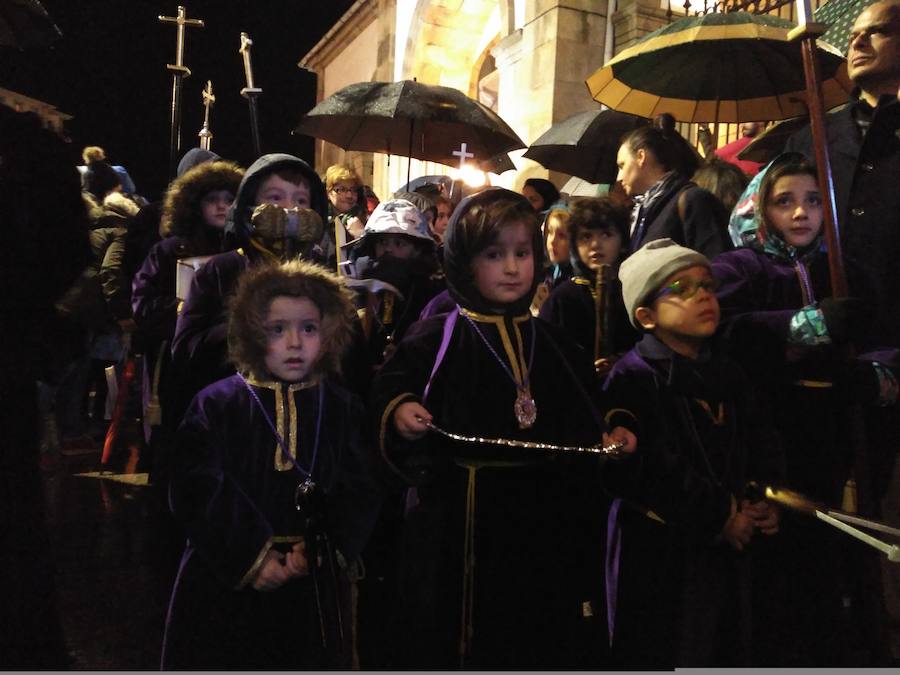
[523,108,649,184]
[293,80,526,179]
[0,0,61,50]
[736,115,810,163]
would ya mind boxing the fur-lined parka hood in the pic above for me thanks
[160,160,244,237]
[83,190,141,228]
[228,259,357,381]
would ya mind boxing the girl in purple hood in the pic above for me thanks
[712,153,898,665]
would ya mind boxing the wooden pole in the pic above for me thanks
[788,6,847,297]
[789,2,872,518]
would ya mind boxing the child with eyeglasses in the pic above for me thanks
[711,154,899,665]
[601,238,785,668]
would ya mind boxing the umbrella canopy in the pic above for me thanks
[560,175,606,198]
[586,11,853,123]
[523,108,649,184]
[0,0,60,49]
[736,115,810,163]
[479,152,516,175]
[815,0,879,55]
[293,80,526,168]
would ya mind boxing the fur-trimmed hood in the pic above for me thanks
[228,259,357,381]
[83,190,141,228]
[160,160,244,237]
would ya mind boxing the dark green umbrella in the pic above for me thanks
[815,0,880,55]
[523,108,649,184]
[586,11,852,123]
[293,80,525,170]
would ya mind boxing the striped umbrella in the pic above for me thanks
[586,11,853,123]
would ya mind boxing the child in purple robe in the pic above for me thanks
[161,260,380,670]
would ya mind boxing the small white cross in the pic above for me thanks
[452,142,475,171]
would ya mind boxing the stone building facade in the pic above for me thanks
[297,0,807,197]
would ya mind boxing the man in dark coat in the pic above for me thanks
[783,3,900,661]
[784,0,900,350]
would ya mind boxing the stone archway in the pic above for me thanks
[372,0,513,196]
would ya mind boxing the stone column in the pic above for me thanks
[492,1,611,189]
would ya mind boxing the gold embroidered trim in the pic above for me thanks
[793,379,833,388]
[383,292,395,324]
[460,308,530,396]
[241,378,320,471]
[694,398,726,426]
[604,407,637,425]
[459,307,530,324]
[271,535,304,544]
[236,539,274,590]
[379,393,415,457]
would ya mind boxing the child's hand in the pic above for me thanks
[741,499,779,535]
[603,426,637,454]
[251,543,309,592]
[394,401,432,441]
[721,511,755,551]
[346,216,365,239]
[284,539,310,577]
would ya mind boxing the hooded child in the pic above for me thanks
[602,238,785,668]
[161,260,381,670]
[131,160,244,442]
[712,153,899,665]
[346,198,444,371]
[539,197,639,377]
[369,187,636,669]
[169,154,329,421]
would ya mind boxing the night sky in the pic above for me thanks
[3,0,358,200]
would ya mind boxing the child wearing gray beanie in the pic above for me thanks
[601,237,784,669]
[619,238,710,329]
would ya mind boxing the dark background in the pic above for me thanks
[3,0,358,200]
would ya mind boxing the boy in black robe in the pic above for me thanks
[370,188,636,669]
[603,238,784,667]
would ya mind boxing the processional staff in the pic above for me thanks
[788,0,872,517]
[198,80,215,150]
[239,32,263,158]
[159,6,204,179]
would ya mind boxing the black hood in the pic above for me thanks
[224,153,327,249]
[443,187,544,316]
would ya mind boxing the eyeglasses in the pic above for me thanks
[652,277,717,302]
[331,186,357,195]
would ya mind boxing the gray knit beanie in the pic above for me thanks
[619,238,710,328]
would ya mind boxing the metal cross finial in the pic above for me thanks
[159,6,204,74]
[239,32,262,94]
[452,142,475,172]
[202,80,215,109]
[199,80,215,150]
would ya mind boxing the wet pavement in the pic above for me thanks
[41,434,181,670]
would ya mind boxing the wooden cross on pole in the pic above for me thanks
[159,6,204,76]
[452,142,475,172]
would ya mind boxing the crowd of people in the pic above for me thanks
[2,0,899,669]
